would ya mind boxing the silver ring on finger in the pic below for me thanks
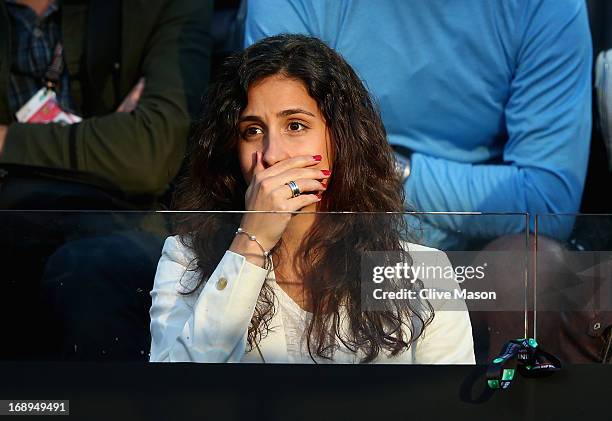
[286,180,301,198]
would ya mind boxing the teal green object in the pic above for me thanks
[493,357,504,363]
[528,338,538,348]
[502,369,515,381]
[488,380,500,389]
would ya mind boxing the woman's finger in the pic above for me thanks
[252,151,267,178]
[272,178,326,200]
[267,167,331,188]
[259,154,323,179]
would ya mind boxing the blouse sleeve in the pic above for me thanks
[410,246,476,364]
[413,304,476,364]
[149,236,268,362]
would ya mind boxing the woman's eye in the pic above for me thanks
[243,127,263,138]
[288,122,307,132]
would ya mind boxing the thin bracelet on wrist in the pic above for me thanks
[235,227,272,271]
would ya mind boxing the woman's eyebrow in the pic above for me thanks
[238,115,264,124]
[277,108,315,117]
[238,109,315,123]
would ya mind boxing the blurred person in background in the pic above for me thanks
[0,0,210,200]
[0,0,212,360]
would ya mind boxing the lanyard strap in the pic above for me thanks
[487,338,562,390]
[44,42,64,90]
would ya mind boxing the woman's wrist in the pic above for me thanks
[229,231,268,269]
[238,213,277,250]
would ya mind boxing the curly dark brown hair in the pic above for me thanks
[173,34,432,363]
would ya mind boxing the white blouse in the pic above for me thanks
[149,236,475,364]
[273,282,316,363]
[270,274,361,364]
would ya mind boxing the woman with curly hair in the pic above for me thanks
[149,34,474,364]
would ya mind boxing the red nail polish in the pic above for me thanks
[321,170,331,176]
[313,155,322,161]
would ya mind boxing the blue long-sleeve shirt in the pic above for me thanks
[244,0,592,247]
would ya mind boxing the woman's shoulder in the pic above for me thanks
[160,235,197,268]
[401,241,451,264]
[400,241,458,291]
[154,235,201,297]
[402,241,442,253]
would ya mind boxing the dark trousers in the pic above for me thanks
[0,212,164,361]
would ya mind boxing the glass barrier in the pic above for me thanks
[535,214,612,364]
[0,211,528,364]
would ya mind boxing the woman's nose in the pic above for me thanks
[262,131,292,167]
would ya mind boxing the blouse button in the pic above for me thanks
[216,277,228,290]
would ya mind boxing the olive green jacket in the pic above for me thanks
[0,0,212,199]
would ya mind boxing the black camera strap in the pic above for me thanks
[487,338,562,390]
[43,42,64,91]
